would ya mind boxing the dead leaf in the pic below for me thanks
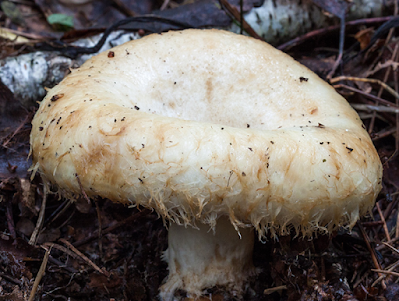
[16,218,35,237]
[37,227,61,244]
[354,27,374,50]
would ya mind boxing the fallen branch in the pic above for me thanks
[352,104,399,113]
[29,185,47,245]
[28,246,51,301]
[59,238,110,277]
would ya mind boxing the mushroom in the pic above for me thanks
[30,29,382,300]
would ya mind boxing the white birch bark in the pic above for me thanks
[0,0,388,106]
[0,31,140,107]
[229,0,385,44]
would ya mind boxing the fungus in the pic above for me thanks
[30,29,382,300]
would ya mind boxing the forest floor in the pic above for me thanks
[1,1,399,300]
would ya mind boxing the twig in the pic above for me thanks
[112,0,136,16]
[278,16,393,51]
[28,245,51,301]
[354,271,371,288]
[2,112,30,148]
[331,76,399,99]
[57,207,76,230]
[368,45,398,134]
[43,242,81,260]
[367,60,399,77]
[0,27,47,40]
[5,196,16,241]
[29,185,47,245]
[393,45,399,154]
[0,272,21,285]
[357,222,386,289]
[94,200,103,261]
[382,241,399,254]
[383,197,398,222]
[333,84,397,107]
[219,0,262,40]
[75,173,91,204]
[59,238,110,277]
[34,16,192,58]
[240,0,243,34]
[396,199,399,238]
[372,269,399,278]
[44,199,73,227]
[326,16,345,79]
[160,0,170,10]
[376,202,391,242]
[362,221,384,227]
[383,149,398,167]
[264,285,287,295]
[42,243,82,273]
[372,127,397,141]
[372,242,399,286]
[48,255,78,274]
[352,104,399,113]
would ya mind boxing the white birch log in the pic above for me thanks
[0,0,388,107]
[0,31,140,107]
[229,0,386,44]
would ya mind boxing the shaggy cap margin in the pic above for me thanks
[30,29,382,239]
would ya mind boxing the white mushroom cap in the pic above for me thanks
[30,29,381,235]
[30,29,382,299]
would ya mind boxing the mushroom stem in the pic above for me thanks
[160,216,256,300]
